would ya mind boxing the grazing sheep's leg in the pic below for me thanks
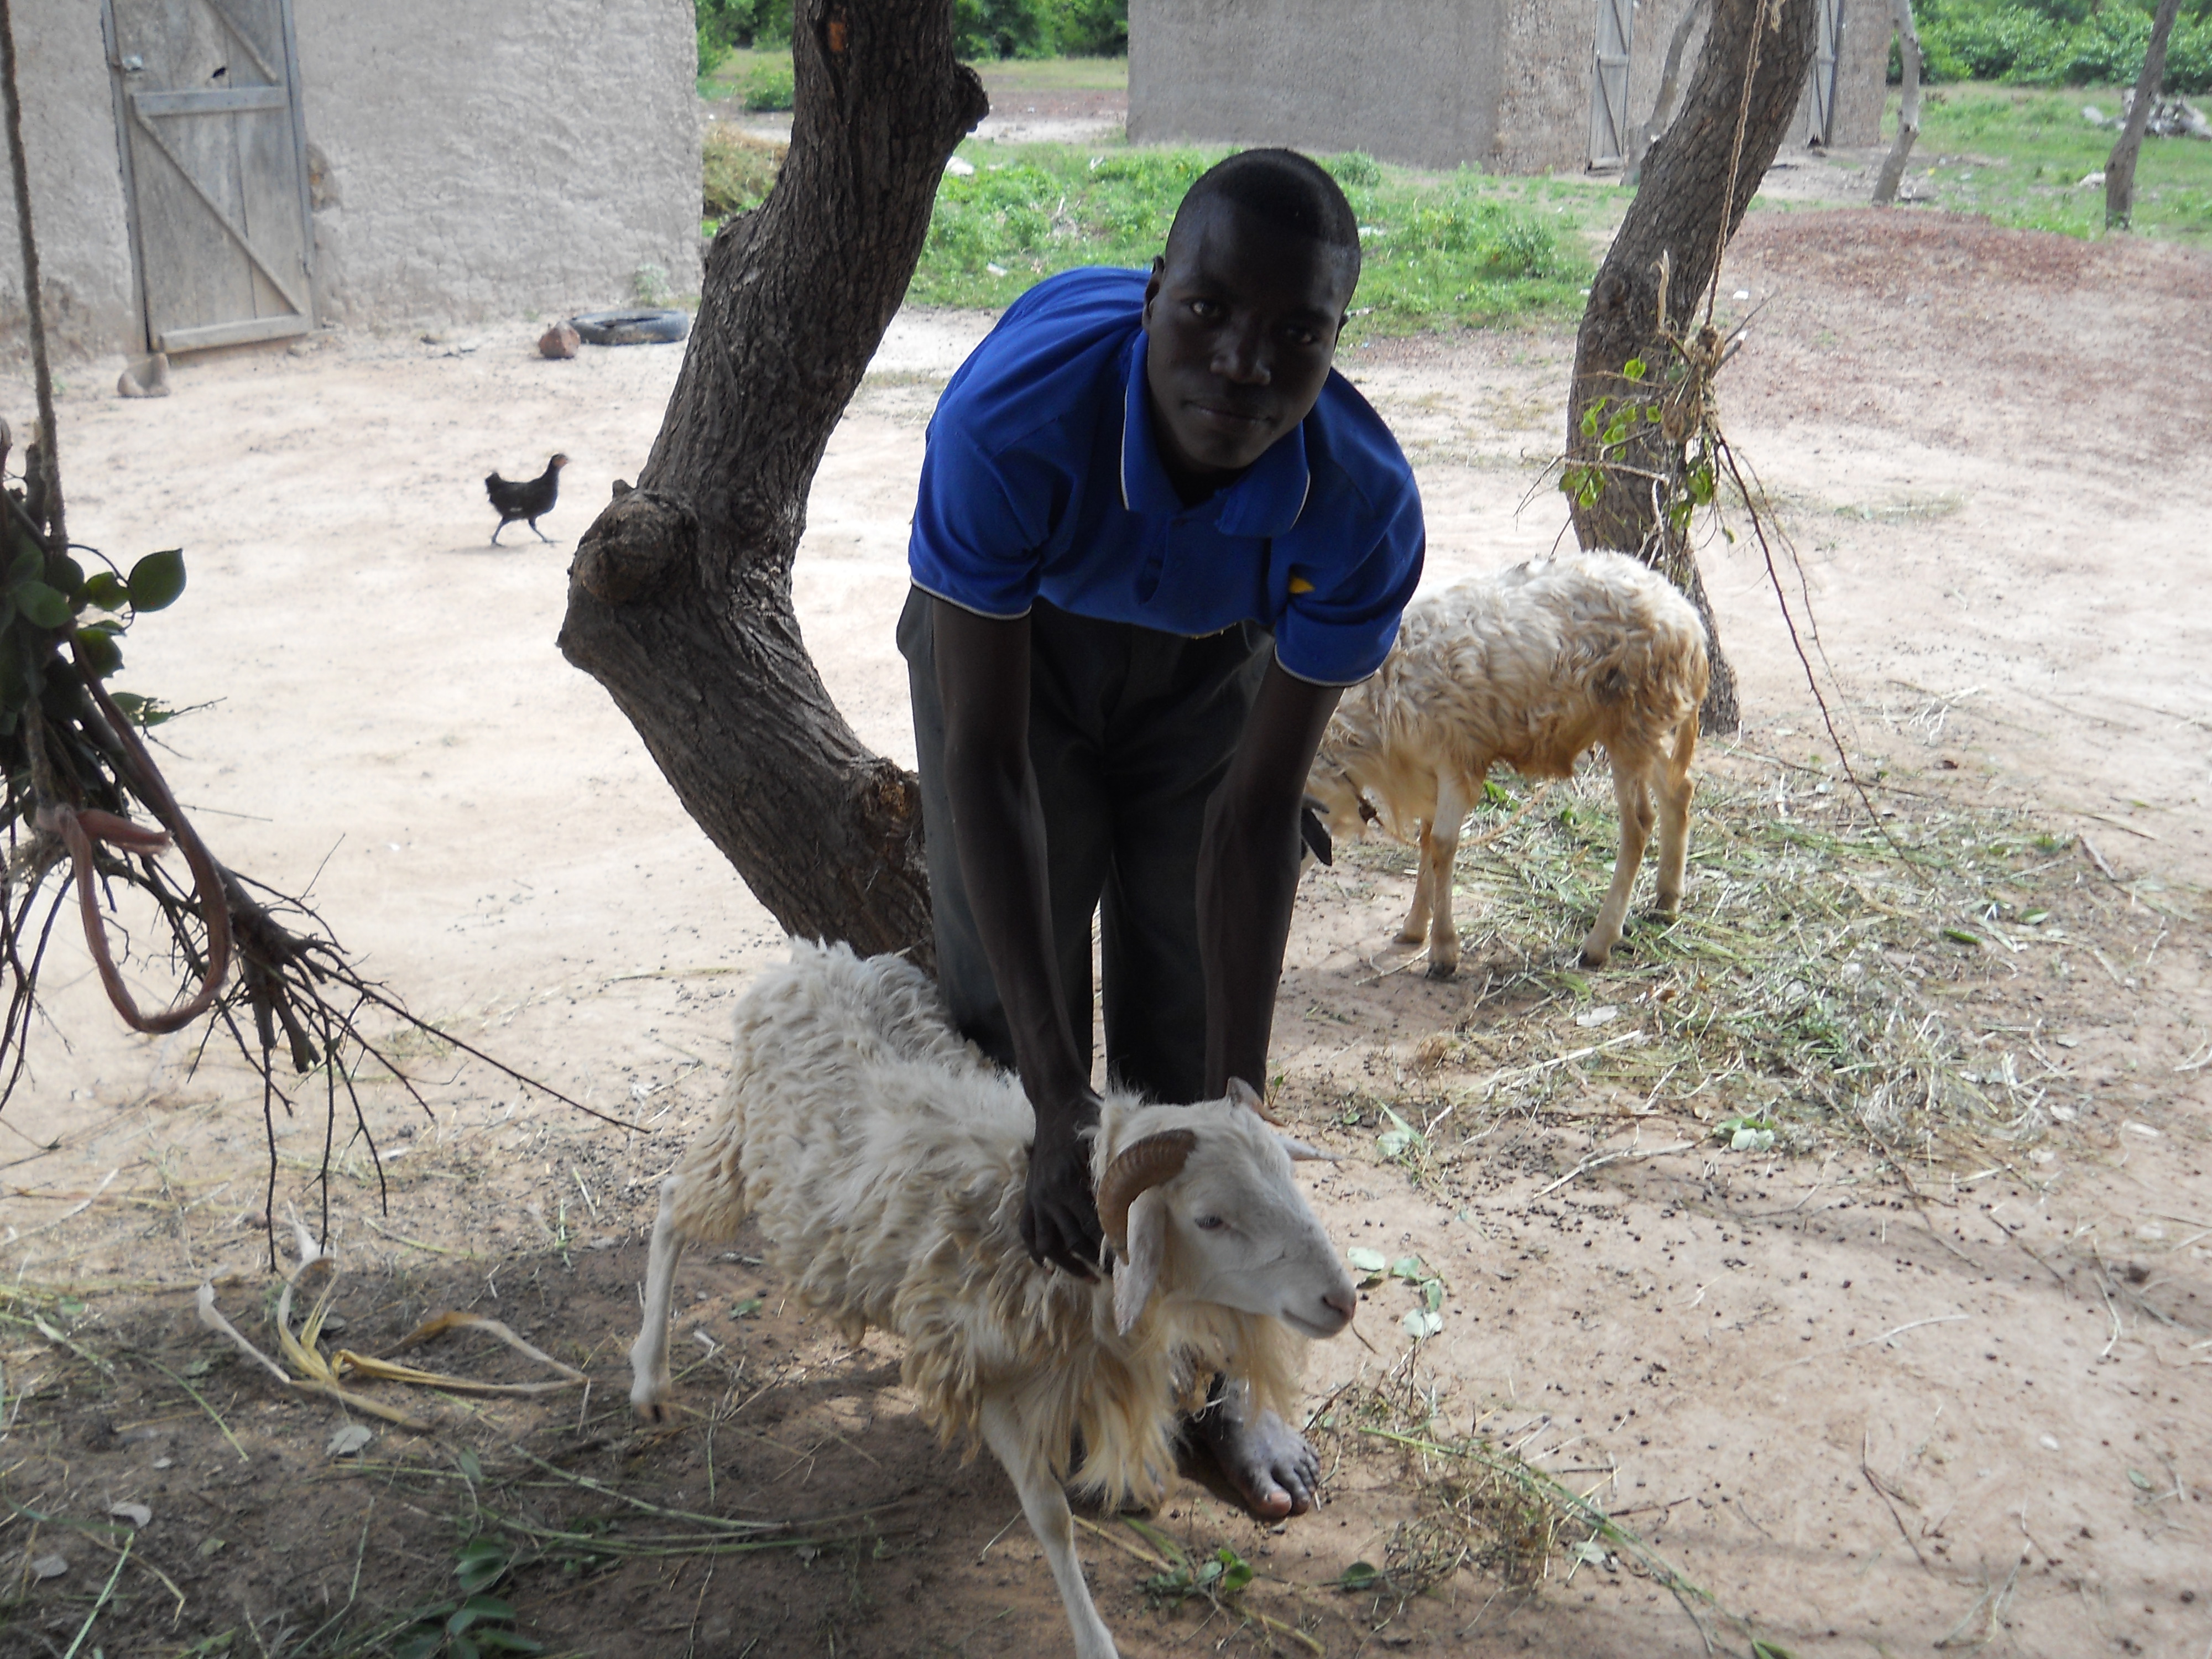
[980,1395,1119,1659]
[1423,778,1472,979]
[628,1173,688,1421]
[1582,761,1655,968]
[1652,714,1698,917]
[1396,824,1434,944]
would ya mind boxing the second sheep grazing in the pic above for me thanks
[1306,551,1709,975]
[628,940,1357,1659]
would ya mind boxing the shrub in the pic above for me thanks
[702,124,787,220]
[743,60,796,111]
[1909,0,2212,92]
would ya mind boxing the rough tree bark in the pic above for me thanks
[1871,0,1924,206]
[1566,0,1820,734]
[559,1,986,960]
[2106,0,2184,230]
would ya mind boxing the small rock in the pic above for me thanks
[539,322,581,359]
[109,1502,153,1527]
[2039,1433,2060,1451]
[117,352,171,399]
[945,155,975,176]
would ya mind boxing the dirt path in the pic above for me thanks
[0,208,2206,1657]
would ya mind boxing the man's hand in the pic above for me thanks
[1022,1100,1105,1279]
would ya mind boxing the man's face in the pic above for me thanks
[1141,201,1357,496]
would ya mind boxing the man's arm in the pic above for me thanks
[931,598,1105,1277]
[1197,662,1343,1097]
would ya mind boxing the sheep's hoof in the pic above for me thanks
[1393,927,1426,946]
[1578,943,1613,969]
[1425,958,1458,981]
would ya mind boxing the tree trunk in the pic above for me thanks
[1871,0,1923,206]
[1566,0,1820,734]
[2106,0,2184,230]
[558,1,985,961]
[1627,0,1709,189]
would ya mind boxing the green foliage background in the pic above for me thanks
[1911,0,2212,91]
[697,0,1124,73]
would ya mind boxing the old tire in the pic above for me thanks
[570,307,691,347]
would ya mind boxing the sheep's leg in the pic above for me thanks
[1396,822,1434,944]
[1423,779,1470,979]
[980,1395,1119,1659]
[1582,761,1655,968]
[628,1173,688,1421]
[1652,714,1698,918]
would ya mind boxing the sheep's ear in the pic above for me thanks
[1113,1190,1168,1336]
[1225,1076,1284,1126]
[1278,1135,1335,1164]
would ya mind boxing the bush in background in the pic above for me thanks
[703,125,787,223]
[1909,0,2212,92]
[698,0,792,76]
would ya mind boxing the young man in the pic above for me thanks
[899,149,1423,1517]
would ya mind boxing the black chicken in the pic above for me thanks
[484,453,567,544]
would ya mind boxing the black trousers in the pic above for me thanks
[898,588,1274,1106]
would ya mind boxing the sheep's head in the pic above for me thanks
[1097,1081,1358,1340]
[1303,755,1379,853]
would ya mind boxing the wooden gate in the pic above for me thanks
[103,0,315,354]
[1804,0,1843,144]
[1589,0,1636,166]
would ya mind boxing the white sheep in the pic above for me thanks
[1306,551,1709,975]
[628,940,1356,1659]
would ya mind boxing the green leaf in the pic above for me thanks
[1579,408,1599,437]
[2127,1468,2155,1490]
[1345,1246,1386,1274]
[1623,357,1647,382]
[1389,1254,1426,1282]
[458,1447,483,1484]
[127,548,187,612]
[6,545,41,587]
[1422,1278,1445,1312]
[17,580,69,629]
[731,1295,764,1318]
[1337,1561,1381,1592]
[455,1538,510,1594]
[53,555,85,599]
[1942,927,1982,947]
[1215,1547,1253,1593]
[84,571,129,611]
[72,627,122,680]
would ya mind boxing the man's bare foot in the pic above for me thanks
[1183,1375,1321,1519]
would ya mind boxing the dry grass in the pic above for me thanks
[1311,1349,1793,1657]
[1306,727,2193,1171]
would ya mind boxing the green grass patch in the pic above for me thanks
[1891,83,2212,247]
[699,44,795,108]
[971,53,1130,92]
[909,143,1606,332]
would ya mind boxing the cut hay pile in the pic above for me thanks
[1297,728,2188,1168]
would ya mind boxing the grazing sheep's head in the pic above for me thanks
[1098,1081,1358,1340]
[1303,759,1379,857]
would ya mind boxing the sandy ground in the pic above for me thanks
[1,200,2209,1657]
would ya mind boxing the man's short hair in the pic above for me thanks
[1169,149,1361,284]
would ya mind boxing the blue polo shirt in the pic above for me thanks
[908,267,1424,686]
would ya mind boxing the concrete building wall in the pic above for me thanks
[2,0,700,358]
[1129,0,1507,173]
[293,0,702,331]
[1135,0,1889,175]
[0,6,140,358]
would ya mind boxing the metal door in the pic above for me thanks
[1805,0,1842,144]
[103,0,315,353]
[1590,0,1636,166]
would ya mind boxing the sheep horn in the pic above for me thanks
[1095,1129,1197,1259]
[1225,1076,1283,1128]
